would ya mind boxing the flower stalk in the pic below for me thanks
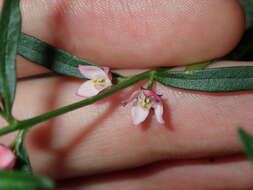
[146,70,156,89]
[0,69,154,136]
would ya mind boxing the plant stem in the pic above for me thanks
[13,129,33,173]
[146,70,156,89]
[0,70,153,135]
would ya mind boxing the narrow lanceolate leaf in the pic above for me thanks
[238,128,253,163]
[184,61,214,73]
[155,66,253,92]
[0,170,54,190]
[0,0,21,118]
[18,33,122,79]
[14,130,32,173]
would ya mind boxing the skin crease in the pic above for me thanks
[0,0,252,189]
[57,156,253,190]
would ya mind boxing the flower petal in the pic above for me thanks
[154,103,165,124]
[78,65,106,79]
[0,145,15,170]
[131,106,150,125]
[143,89,162,103]
[143,89,156,97]
[121,90,140,106]
[76,80,101,97]
[103,67,112,80]
[103,67,110,75]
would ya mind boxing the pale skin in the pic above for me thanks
[1,0,253,189]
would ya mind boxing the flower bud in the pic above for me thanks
[0,144,16,170]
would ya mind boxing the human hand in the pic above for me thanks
[1,0,253,189]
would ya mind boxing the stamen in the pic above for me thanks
[92,76,111,90]
[140,96,152,109]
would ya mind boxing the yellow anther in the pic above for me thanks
[97,79,106,83]
[92,76,111,90]
[139,96,152,109]
[92,79,97,84]
[144,98,151,104]
[92,78,106,85]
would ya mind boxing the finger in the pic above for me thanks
[17,56,50,78]
[57,155,253,190]
[14,0,244,77]
[1,61,253,179]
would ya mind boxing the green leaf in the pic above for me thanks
[238,128,253,163]
[184,61,214,73]
[155,66,253,92]
[0,0,21,119]
[0,170,54,190]
[18,33,122,79]
[14,130,32,174]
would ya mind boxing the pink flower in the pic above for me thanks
[122,88,164,125]
[0,144,16,170]
[77,65,112,98]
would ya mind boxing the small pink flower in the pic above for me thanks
[0,144,16,170]
[77,65,112,98]
[122,88,164,125]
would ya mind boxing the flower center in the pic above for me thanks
[92,76,111,90]
[138,94,153,109]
